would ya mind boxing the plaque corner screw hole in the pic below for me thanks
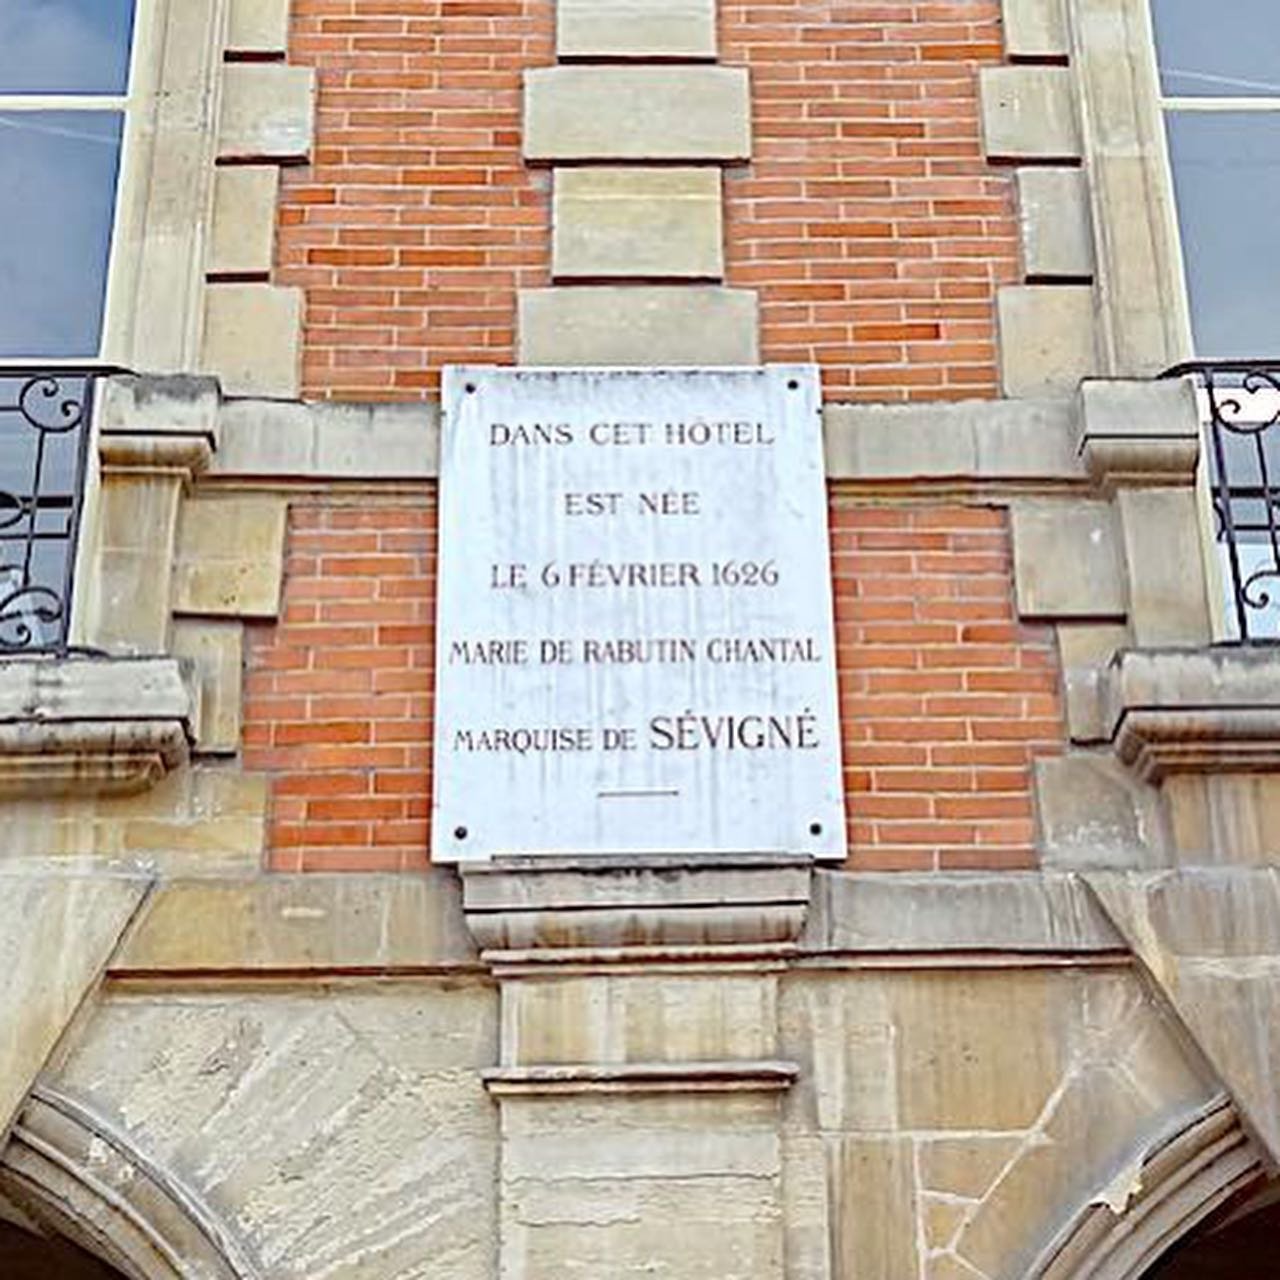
[454,825,469,840]
[808,821,823,837]
[787,379,800,391]
[464,382,477,395]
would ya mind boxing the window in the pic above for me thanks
[1151,0,1280,358]
[0,0,137,359]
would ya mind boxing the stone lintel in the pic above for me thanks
[524,66,751,163]
[519,286,759,365]
[1077,377,1202,492]
[483,1060,798,1096]
[1107,649,1280,781]
[461,854,812,956]
[0,657,195,798]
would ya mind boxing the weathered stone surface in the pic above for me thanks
[1057,622,1130,743]
[498,1092,783,1280]
[200,284,303,399]
[115,872,477,973]
[1001,0,1069,58]
[217,64,316,162]
[557,0,716,59]
[979,66,1080,162]
[0,871,150,1136]
[804,871,1123,954]
[501,974,778,1066]
[823,395,1083,484]
[1071,0,1193,376]
[172,493,287,618]
[519,286,759,365]
[1035,755,1163,869]
[213,398,438,478]
[1077,378,1201,487]
[829,1137,918,1279]
[0,658,193,797]
[209,166,279,277]
[99,374,222,444]
[227,0,290,53]
[1011,500,1125,619]
[52,983,499,1279]
[1106,648,1280,780]
[524,66,751,162]
[552,166,723,279]
[1086,869,1280,1163]
[997,285,1099,397]
[1017,168,1094,280]
[171,619,243,755]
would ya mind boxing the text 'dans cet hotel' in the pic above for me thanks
[432,366,845,860]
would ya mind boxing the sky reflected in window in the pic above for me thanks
[0,0,135,95]
[1166,112,1280,357]
[1152,0,1280,97]
[0,112,123,357]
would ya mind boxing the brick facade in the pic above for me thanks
[244,495,1064,869]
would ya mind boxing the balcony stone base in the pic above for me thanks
[0,657,196,799]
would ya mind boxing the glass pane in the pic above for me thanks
[1166,111,1280,357]
[0,111,123,358]
[1152,0,1280,98]
[0,0,135,95]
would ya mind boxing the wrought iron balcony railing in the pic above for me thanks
[1163,360,1280,643]
[0,368,99,655]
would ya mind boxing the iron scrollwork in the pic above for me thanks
[0,369,96,654]
[1163,360,1280,642]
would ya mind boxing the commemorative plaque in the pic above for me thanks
[432,366,845,861]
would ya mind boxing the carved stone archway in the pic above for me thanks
[1030,1095,1270,1280]
[0,1085,258,1280]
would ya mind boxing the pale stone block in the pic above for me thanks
[997,285,1099,397]
[919,1136,1022,1200]
[1116,487,1212,646]
[171,618,243,755]
[0,872,150,1136]
[980,66,1080,162]
[524,66,751,162]
[201,284,302,398]
[1035,755,1163,869]
[558,0,716,58]
[519,286,758,365]
[553,166,723,280]
[227,0,290,53]
[116,872,476,973]
[52,985,498,1278]
[892,970,1074,1130]
[1010,499,1125,619]
[1057,621,1130,742]
[1001,0,1068,58]
[218,63,316,162]
[502,973,777,1066]
[1017,168,1094,280]
[209,166,279,277]
[172,493,287,618]
[828,1137,919,1280]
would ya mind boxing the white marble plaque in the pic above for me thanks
[432,366,845,861]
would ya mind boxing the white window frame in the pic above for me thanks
[0,0,162,368]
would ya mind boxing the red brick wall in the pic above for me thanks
[279,0,554,400]
[244,495,1064,870]
[280,0,1015,403]
[244,500,436,870]
[721,0,1019,401]
[832,500,1063,870]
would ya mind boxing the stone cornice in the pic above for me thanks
[1106,648,1280,782]
[1076,378,1201,493]
[0,657,196,797]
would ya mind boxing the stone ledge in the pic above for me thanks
[1077,377,1201,492]
[1107,649,1280,781]
[461,854,812,956]
[0,658,195,798]
[483,1060,798,1096]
